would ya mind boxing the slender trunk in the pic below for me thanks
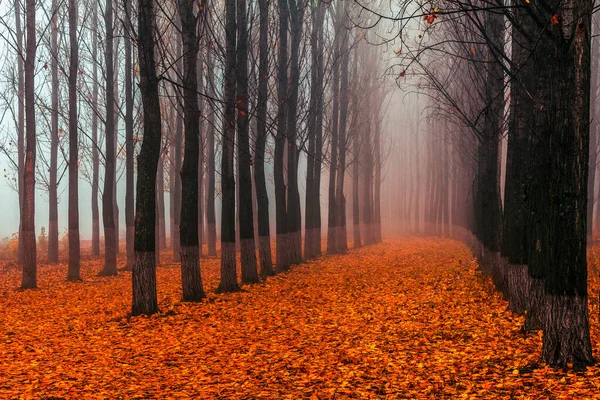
[48,0,59,263]
[173,51,183,262]
[335,18,349,253]
[67,0,80,281]
[374,116,382,242]
[286,0,303,265]
[21,0,36,289]
[125,0,135,270]
[218,0,241,293]
[132,0,161,316]
[275,0,289,271]
[15,0,25,266]
[255,0,273,277]
[158,159,167,249]
[206,46,217,257]
[91,0,100,257]
[327,30,340,255]
[236,0,259,284]
[178,0,205,301]
[100,0,118,276]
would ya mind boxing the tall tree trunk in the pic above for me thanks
[15,0,25,267]
[286,0,303,265]
[255,0,274,277]
[100,0,118,276]
[48,0,59,263]
[327,27,340,255]
[178,0,205,301]
[352,51,361,249]
[91,0,100,257]
[531,0,594,367]
[206,46,217,257]
[158,156,167,250]
[275,0,289,271]
[21,0,36,289]
[172,31,183,262]
[335,16,349,253]
[132,0,161,316]
[125,0,135,270]
[218,0,241,293]
[236,0,259,284]
[501,0,534,313]
[67,0,81,281]
[374,116,382,243]
[312,4,325,256]
[588,13,599,240]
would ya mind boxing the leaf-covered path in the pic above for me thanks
[1,237,600,398]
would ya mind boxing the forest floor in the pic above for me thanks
[1,237,600,398]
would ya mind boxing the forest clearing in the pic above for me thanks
[1,237,599,399]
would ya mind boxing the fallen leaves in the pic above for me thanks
[0,237,600,398]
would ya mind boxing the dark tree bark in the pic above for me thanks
[218,0,241,293]
[158,158,167,250]
[335,16,349,253]
[67,0,81,281]
[205,46,217,257]
[91,0,100,257]
[275,0,290,271]
[125,0,135,270]
[15,0,25,267]
[304,2,320,259]
[178,0,205,301]
[48,0,59,263]
[100,0,118,276]
[172,29,183,262]
[529,0,594,367]
[474,9,504,281]
[132,0,162,316]
[21,0,36,289]
[588,13,599,240]
[312,5,325,255]
[286,0,304,265]
[327,27,340,255]
[501,1,534,313]
[352,51,361,249]
[254,0,274,277]
[236,0,259,284]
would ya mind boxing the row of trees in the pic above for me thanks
[381,0,596,368]
[4,0,387,312]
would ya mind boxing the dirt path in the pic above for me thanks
[1,237,599,398]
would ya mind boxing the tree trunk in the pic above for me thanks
[48,0,59,263]
[236,0,259,284]
[335,15,349,254]
[171,31,183,262]
[178,0,205,301]
[286,0,303,265]
[218,0,241,293]
[206,46,217,257]
[125,0,135,270]
[327,29,340,255]
[132,0,162,316]
[502,0,534,310]
[91,0,100,257]
[67,0,81,281]
[21,0,36,289]
[15,0,25,267]
[274,0,290,272]
[255,0,274,277]
[100,0,118,276]
[530,0,594,367]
